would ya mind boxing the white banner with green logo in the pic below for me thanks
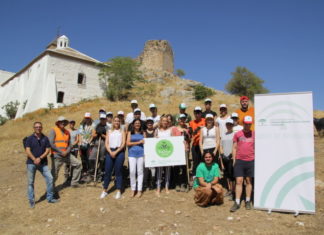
[144,136,186,167]
[254,92,315,214]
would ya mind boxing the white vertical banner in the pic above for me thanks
[254,92,315,214]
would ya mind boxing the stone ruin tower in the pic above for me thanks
[138,40,174,73]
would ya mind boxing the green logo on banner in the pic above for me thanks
[156,139,174,158]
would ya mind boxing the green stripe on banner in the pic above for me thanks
[275,172,314,208]
[258,101,309,117]
[299,195,315,211]
[260,157,313,207]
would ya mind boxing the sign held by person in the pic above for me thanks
[144,136,186,167]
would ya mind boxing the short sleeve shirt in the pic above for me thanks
[25,134,51,165]
[193,162,220,188]
[189,118,206,146]
[235,107,255,131]
[233,130,255,161]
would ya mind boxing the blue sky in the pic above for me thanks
[1,0,323,110]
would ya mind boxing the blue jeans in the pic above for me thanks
[27,164,54,202]
[103,149,125,190]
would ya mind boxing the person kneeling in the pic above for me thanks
[193,152,224,207]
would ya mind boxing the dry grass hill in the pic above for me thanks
[1,74,324,234]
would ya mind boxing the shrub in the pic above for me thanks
[0,115,8,126]
[175,69,185,77]
[193,85,215,100]
[2,100,20,119]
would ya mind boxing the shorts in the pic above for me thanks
[221,154,234,180]
[233,159,254,178]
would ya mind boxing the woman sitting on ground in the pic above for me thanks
[193,152,224,207]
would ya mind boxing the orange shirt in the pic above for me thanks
[189,118,206,146]
[235,107,255,131]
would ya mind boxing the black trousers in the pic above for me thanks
[192,145,202,176]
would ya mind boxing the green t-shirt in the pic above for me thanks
[193,162,220,189]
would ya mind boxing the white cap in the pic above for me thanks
[149,103,156,108]
[194,106,202,111]
[179,114,186,119]
[204,98,212,103]
[231,112,239,118]
[179,103,187,109]
[131,100,138,104]
[117,111,124,115]
[99,113,106,119]
[244,116,253,124]
[226,118,234,124]
[205,114,214,119]
[220,104,227,109]
[106,112,113,116]
[57,116,67,122]
[134,108,141,113]
[146,117,154,122]
[84,112,91,118]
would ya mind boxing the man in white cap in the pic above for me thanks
[216,104,231,137]
[189,106,206,177]
[219,118,235,199]
[125,100,146,124]
[117,111,126,131]
[94,108,106,126]
[231,112,243,133]
[230,116,255,212]
[174,103,192,125]
[202,98,217,118]
[148,104,160,128]
[126,108,147,131]
[89,113,107,182]
[49,116,82,190]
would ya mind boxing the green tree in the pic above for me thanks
[175,69,185,77]
[225,66,269,100]
[0,115,8,126]
[193,84,215,100]
[98,57,143,101]
[2,100,20,119]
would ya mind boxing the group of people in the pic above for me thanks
[24,96,255,213]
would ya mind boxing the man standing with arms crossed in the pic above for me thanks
[25,122,59,208]
[230,116,255,212]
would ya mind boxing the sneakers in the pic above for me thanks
[29,200,35,208]
[230,202,240,212]
[115,191,121,199]
[48,199,60,204]
[245,201,253,210]
[100,191,108,199]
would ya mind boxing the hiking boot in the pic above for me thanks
[245,201,253,210]
[48,199,60,204]
[230,202,240,212]
[29,200,35,208]
[175,185,181,192]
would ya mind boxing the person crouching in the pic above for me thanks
[193,152,224,207]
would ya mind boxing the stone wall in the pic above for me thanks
[138,40,174,73]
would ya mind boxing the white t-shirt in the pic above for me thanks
[108,129,123,148]
[125,111,147,124]
[233,125,243,133]
[150,115,160,124]
[156,128,172,138]
[216,115,230,137]
[221,131,234,157]
[201,126,217,150]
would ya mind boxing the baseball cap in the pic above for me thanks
[134,108,141,113]
[220,104,227,109]
[244,116,253,124]
[84,112,91,118]
[231,112,239,118]
[179,114,186,119]
[204,98,212,103]
[179,103,187,109]
[240,96,249,101]
[131,100,138,104]
[99,113,106,119]
[99,108,105,113]
[226,118,234,124]
[149,103,156,109]
[146,117,154,122]
[205,114,214,119]
[106,112,113,116]
[117,111,124,115]
[194,106,202,112]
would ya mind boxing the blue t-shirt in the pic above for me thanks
[25,134,51,165]
[193,162,220,189]
[128,133,144,158]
